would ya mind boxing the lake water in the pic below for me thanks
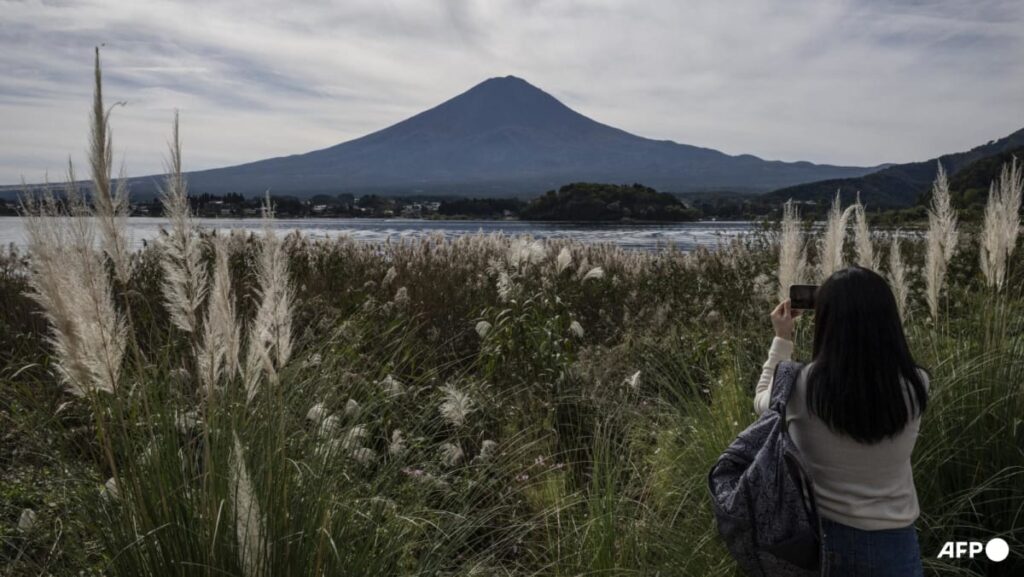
[0,217,758,252]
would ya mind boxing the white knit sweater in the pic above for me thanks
[754,337,926,531]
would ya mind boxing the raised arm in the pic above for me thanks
[754,299,800,415]
[753,337,794,415]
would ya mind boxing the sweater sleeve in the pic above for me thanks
[753,337,794,415]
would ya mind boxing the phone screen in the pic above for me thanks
[789,284,818,310]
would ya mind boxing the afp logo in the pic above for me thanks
[937,538,1009,562]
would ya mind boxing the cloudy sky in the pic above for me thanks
[2,0,1023,184]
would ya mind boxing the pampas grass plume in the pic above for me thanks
[777,199,807,300]
[924,162,958,318]
[887,233,909,321]
[158,111,208,334]
[980,157,1022,289]
[852,194,878,270]
[818,191,855,281]
[88,47,131,283]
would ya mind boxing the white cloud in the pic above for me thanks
[1,0,1022,183]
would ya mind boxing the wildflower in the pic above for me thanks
[582,267,605,281]
[556,247,573,273]
[777,199,808,300]
[18,509,37,533]
[569,320,585,339]
[925,162,959,318]
[439,384,475,428]
[440,442,464,467]
[475,320,492,338]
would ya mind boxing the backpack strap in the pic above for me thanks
[769,361,805,416]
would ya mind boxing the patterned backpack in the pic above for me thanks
[708,361,823,576]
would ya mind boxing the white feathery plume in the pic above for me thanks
[231,434,265,577]
[103,477,120,501]
[496,271,514,302]
[476,440,498,462]
[569,320,585,338]
[306,402,329,424]
[158,112,207,334]
[581,267,604,281]
[344,398,361,419]
[887,233,909,321]
[379,374,404,398]
[475,320,491,338]
[341,425,367,452]
[439,383,474,428]
[351,447,377,464]
[777,199,808,301]
[244,195,294,403]
[852,194,879,270]
[980,157,1022,289]
[88,47,131,283]
[197,235,240,390]
[18,509,37,533]
[817,192,855,280]
[389,429,407,457]
[440,442,464,467]
[924,162,959,318]
[22,177,127,397]
[556,247,572,274]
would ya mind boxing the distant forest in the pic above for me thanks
[3,148,1020,223]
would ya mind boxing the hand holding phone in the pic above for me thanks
[771,299,802,340]
[789,284,818,311]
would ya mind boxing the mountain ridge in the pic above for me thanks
[765,127,1024,208]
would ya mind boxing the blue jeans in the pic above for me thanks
[821,518,924,577]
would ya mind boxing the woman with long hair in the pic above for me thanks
[755,266,929,576]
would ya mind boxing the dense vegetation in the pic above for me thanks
[2,52,1023,577]
[520,183,698,221]
[3,210,1024,575]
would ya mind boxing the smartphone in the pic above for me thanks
[789,284,818,310]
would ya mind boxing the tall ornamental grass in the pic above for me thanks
[925,162,959,319]
[5,51,1024,576]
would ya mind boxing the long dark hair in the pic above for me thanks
[805,266,928,444]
